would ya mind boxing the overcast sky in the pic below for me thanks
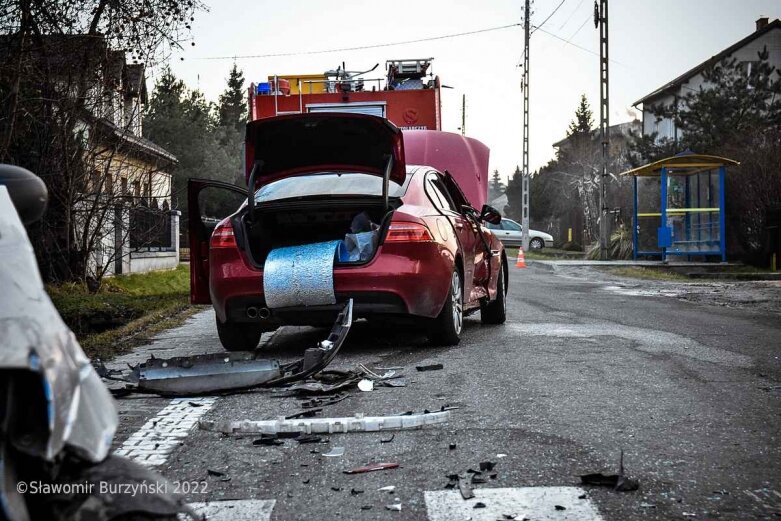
[161,0,779,182]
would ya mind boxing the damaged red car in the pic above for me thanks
[189,113,507,351]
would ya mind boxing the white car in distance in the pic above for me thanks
[486,218,554,250]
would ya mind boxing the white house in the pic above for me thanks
[633,17,781,141]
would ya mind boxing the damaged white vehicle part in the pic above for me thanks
[200,410,451,435]
[263,240,341,308]
[0,186,117,463]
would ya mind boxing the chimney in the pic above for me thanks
[756,16,769,31]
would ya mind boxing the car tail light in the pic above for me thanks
[210,220,237,249]
[385,222,434,242]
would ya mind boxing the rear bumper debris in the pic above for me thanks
[109,300,353,397]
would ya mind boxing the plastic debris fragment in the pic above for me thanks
[357,379,374,392]
[344,462,399,474]
[201,410,451,435]
[322,447,345,457]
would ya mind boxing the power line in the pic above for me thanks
[531,0,567,35]
[531,24,629,67]
[558,0,585,30]
[195,23,522,61]
[567,13,592,41]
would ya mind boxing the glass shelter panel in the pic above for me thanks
[665,170,721,255]
[636,177,662,255]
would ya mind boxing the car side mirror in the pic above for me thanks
[479,204,502,225]
[0,164,48,224]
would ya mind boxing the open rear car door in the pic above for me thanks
[188,178,247,304]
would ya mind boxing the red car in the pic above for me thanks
[189,114,507,351]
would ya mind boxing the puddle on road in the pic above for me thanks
[508,322,752,368]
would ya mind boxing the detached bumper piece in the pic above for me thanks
[126,300,353,396]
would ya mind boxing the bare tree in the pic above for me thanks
[0,0,203,286]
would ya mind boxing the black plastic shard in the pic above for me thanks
[580,450,639,492]
[416,363,444,372]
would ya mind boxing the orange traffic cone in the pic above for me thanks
[515,247,527,268]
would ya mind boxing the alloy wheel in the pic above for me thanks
[451,271,463,335]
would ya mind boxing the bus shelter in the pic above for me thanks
[620,153,739,262]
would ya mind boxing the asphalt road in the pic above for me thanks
[109,263,781,520]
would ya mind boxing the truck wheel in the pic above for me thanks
[428,269,463,346]
[216,319,263,351]
[481,263,506,324]
[530,237,544,250]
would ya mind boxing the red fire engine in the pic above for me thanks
[247,58,489,210]
[249,58,441,130]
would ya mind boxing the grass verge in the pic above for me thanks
[605,267,688,281]
[48,264,203,360]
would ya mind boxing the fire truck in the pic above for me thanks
[247,58,489,210]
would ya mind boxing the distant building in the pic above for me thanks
[633,17,781,141]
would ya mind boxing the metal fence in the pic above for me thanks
[129,206,172,251]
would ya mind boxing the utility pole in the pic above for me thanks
[596,0,609,259]
[461,94,466,136]
[521,0,531,252]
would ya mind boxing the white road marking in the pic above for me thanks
[425,487,604,521]
[114,397,217,467]
[183,499,275,521]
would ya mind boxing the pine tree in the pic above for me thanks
[567,94,594,137]
[504,166,523,220]
[488,169,505,201]
[218,63,247,134]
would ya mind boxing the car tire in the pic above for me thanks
[530,237,544,250]
[481,263,506,324]
[428,269,463,346]
[216,319,263,351]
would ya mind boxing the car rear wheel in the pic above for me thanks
[428,269,463,346]
[216,319,263,351]
[530,237,544,250]
[481,263,506,324]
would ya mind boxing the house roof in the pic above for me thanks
[95,119,178,166]
[633,19,781,107]
[552,120,640,149]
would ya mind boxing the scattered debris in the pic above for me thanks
[497,453,507,458]
[378,378,408,388]
[480,461,496,472]
[188,401,204,407]
[295,434,323,444]
[380,434,395,444]
[580,451,639,492]
[640,502,656,508]
[285,409,322,420]
[300,394,349,409]
[207,469,225,477]
[201,409,452,435]
[474,502,486,508]
[455,475,475,500]
[376,366,403,371]
[358,379,374,392]
[385,503,402,511]
[416,363,444,372]
[351,488,364,495]
[331,486,342,492]
[578,494,587,500]
[322,447,345,457]
[555,505,566,511]
[360,505,372,510]
[449,443,457,450]
[378,486,396,493]
[253,434,283,446]
[344,463,400,474]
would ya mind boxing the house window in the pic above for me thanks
[133,180,141,198]
[121,177,128,195]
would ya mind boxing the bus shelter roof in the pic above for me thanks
[620,154,739,177]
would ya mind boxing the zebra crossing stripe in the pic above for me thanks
[183,499,275,521]
[424,487,604,520]
[114,397,217,467]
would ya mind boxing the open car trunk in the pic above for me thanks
[240,199,396,268]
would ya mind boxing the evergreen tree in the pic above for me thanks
[218,63,247,134]
[567,94,594,137]
[504,166,523,220]
[488,169,505,202]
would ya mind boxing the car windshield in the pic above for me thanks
[255,172,411,203]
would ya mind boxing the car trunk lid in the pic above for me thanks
[245,113,407,187]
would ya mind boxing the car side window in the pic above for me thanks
[425,174,458,213]
[485,222,502,230]
[502,220,522,231]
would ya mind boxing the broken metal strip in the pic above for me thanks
[200,410,451,435]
